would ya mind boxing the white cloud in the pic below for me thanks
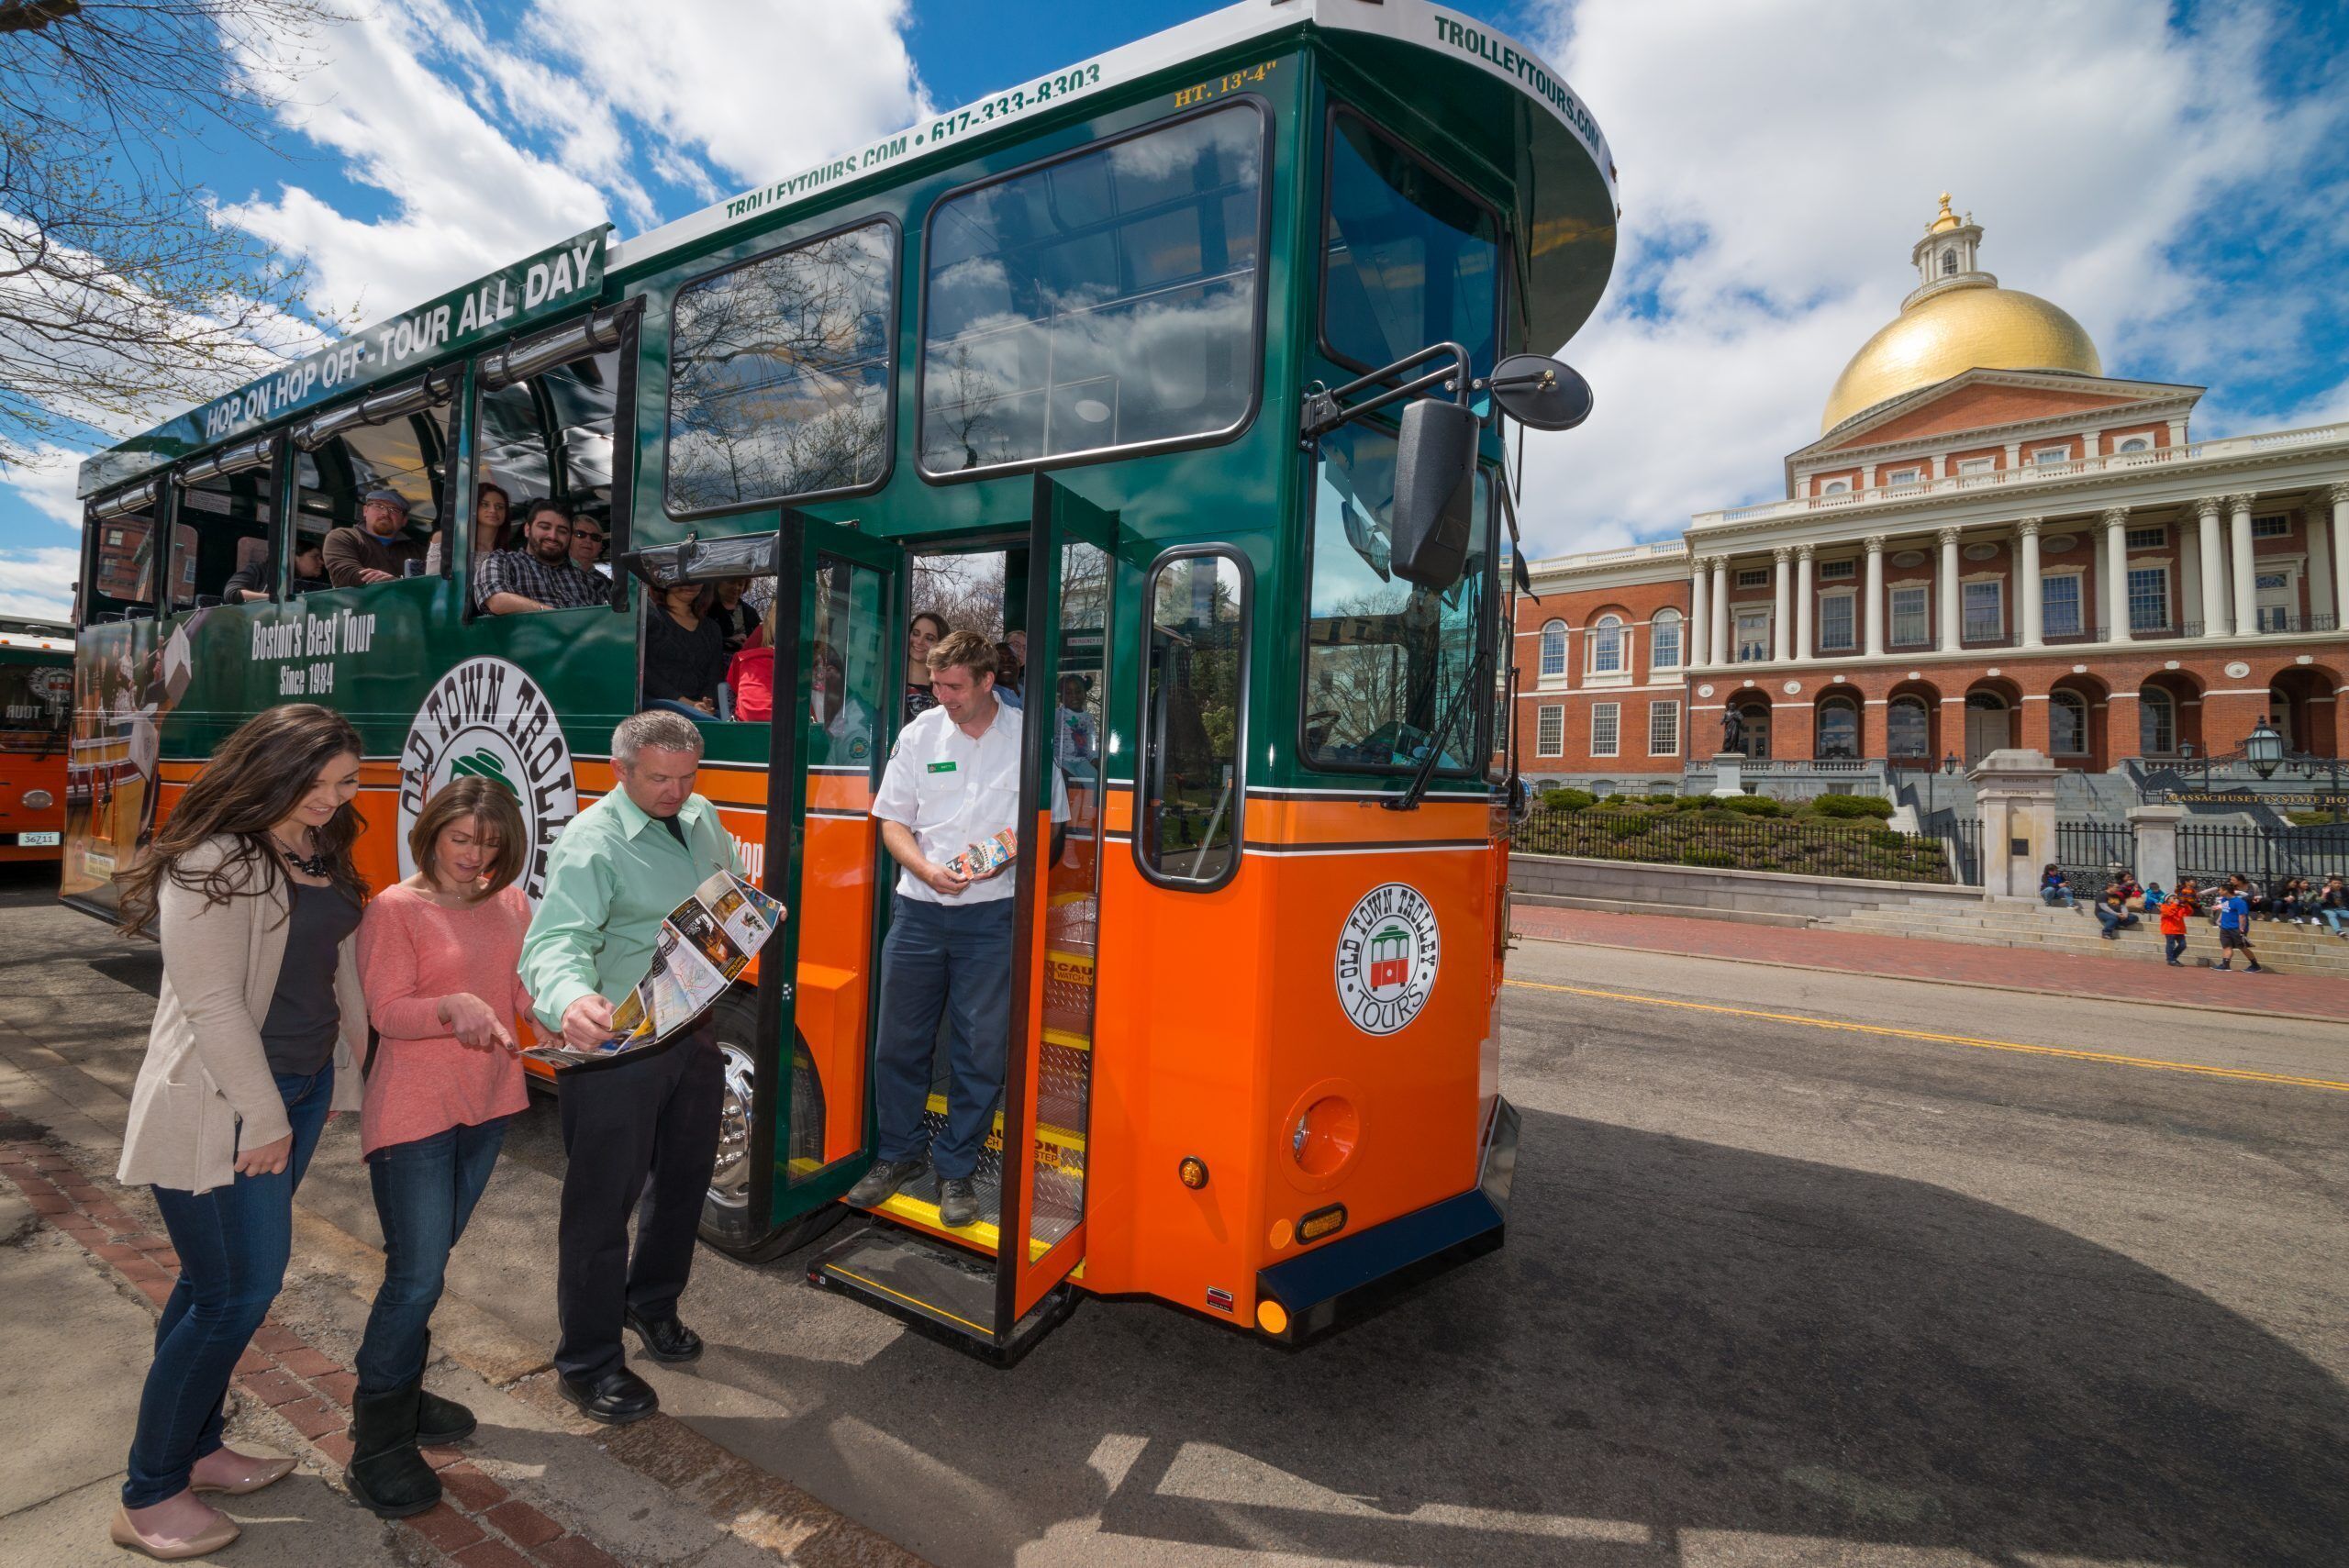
[0,445,88,531]
[0,545,82,619]
[1514,0,2349,563]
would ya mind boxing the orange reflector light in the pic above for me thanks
[1178,1156,1208,1190]
[1268,1218,1294,1250]
[1256,1298,1289,1335]
[1299,1203,1347,1243]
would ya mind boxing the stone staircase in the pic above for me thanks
[1820,897,2349,978]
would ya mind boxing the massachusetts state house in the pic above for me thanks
[1508,196,2349,790]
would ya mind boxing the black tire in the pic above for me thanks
[697,989,845,1262]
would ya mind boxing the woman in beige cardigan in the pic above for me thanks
[109,704,372,1561]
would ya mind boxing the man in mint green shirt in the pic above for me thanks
[521,709,744,1426]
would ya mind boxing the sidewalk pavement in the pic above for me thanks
[1511,904,2349,1024]
[0,1046,926,1568]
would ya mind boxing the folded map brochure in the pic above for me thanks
[945,828,1018,882]
[523,870,785,1069]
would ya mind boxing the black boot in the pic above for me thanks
[417,1385,477,1446]
[344,1382,442,1518]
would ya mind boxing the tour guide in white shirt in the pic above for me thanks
[845,629,1065,1230]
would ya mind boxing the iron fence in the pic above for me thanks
[2054,819,2133,894]
[2177,822,2349,885]
[1513,808,1954,884]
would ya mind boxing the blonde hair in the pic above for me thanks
[927,629,997,677]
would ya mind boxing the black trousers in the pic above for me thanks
[553,1022,722,1382]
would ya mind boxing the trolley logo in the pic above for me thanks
[1334,883,1441,1036]
[397,657,578,900]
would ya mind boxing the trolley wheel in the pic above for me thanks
[698,990,842,1262]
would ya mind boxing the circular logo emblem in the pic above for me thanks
[1334,883,1441,1036]
[397,656,578,900]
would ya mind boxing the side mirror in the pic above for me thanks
[1388,397,1478,589]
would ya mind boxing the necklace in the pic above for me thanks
[273,831,331,879]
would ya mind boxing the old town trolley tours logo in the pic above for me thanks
[397,657,578,899]
[1334,882,1441,1035]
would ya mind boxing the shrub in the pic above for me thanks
[1608,816,1653,841]
[1810,793,1895,820]
[1643,793,1677,806]
[1722,795,1786,817]
[1598,792,1629,806]
[1867,828,1908,851]
[1542,787,1597,811]
[1680,848,1736,868]
[1673,795,1710,812]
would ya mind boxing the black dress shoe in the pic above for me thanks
[939,1176,979,1229]
[626,1308,704,1363]
[842,1157,927,1209]
[557,1366,659,1426]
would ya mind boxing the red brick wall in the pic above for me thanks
[1831,384,2144,448]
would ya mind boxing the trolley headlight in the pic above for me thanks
[1288,1095,1359,1178]
[22,790,51,810]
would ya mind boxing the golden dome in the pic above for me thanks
[1820,284,2101,434]
[1927,193,1962,233]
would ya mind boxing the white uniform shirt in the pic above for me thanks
[872,699,1068,905]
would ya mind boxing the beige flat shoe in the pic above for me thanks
[190,1445,298,1496]
[108,1500,240,1560]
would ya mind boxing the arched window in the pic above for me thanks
[1651,608,1682,670]
[1941,248,1957,277]
[1816,695,1860,760]
[2117,437,2150,453]
[1589,613,1624,674]
[1820,478,1850,495]
[1888,695,1930,758]
[2139,685,2176,755]
[2050,690,2088,755]
[1539,619,1567,678]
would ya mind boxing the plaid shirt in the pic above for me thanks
[473,549,607,613]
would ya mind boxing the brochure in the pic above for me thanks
[523,870,785,1069]
[945,827,1019,882]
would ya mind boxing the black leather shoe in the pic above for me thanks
[626,1308,704,1363]
[557,1366,659,1426]
[939,1176,979,1229]
[842,1157,927,1209]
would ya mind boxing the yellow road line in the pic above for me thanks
[1502,978,2349,1095]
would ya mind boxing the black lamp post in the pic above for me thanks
[1942,751,1959,775]
[2245,717,2285,781]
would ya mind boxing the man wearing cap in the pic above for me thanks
[323,489,427,586]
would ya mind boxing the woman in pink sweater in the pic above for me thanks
[346,777,533,1518]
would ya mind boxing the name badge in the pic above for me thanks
[927,761,957,773]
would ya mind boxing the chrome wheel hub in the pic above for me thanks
[708,1040,755,1207]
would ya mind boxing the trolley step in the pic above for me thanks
[807,1220,1077,1366]
[864,1094,1086,1270]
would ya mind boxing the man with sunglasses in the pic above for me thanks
[570,517,610,579]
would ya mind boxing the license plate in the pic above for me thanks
[17,832,60,847]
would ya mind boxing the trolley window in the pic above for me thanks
[1321,109,1501,384]
[666,219,896,516]
[1302,424,1491,773]
[82,505,161,622]
[1138,550,1248,887]
[171,470,273,609]
[918,100,1266,476]
[295,398,449,593]
[0,662,71,751]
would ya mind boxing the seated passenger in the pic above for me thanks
[424,482,510,576]
[568,515,608,579]
[473,498,606,615]
[711,577,761,655]
[725,644,774,723]
[642,582,726,718]
[807,640,874,764]
[225,540,330,603]
[324,489,427,586]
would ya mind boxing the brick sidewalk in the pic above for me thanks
[1512,905,2349,1022]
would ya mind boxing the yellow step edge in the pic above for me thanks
[870,1189,1085,1276]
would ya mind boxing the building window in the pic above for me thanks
[1956,457,1996,477]
[2124,524,2165,550]
[2032,446,2072,465]
[1733,606,1769,662]
[2042,573,2083,638]
[2139,685,2176,755]
[2126,565,2169,633]
[1536,704,1564,757]
[1735,567,1769,589]
[1886,467,1921,488]
[1962,580,2003,641]
[1889,585,1931,647]
[1588,613,1624,674]
[1819,591,1855,651]
[2254,570,2294,630]
[1651,609,1682,670]
[1539,619,1566,678]
[2117,437,2151,452]
[1940,247,1957,277]
[1816,695,1860,760]
[1590,703,1620,757]
[1820,478,1851,496]
[1818,558,1855,581]
[2252,514,2290,539]
[1888,695,1930,758]
[1648,699,1679,756]
[2050,690,2088,755]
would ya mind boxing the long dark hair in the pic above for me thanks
[117,704,370,936]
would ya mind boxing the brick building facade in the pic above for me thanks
[1504,199,2348,792]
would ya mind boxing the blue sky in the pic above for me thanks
[4,0,2345,617]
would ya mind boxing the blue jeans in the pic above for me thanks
[873,897,1015,1182]
[354,1117,510,1393]
[2095,905,2138,935]
[646,697,718,723]
[2164,933,2188,963]
[2042,887,2075,908]
[2322,909,2348,934]
[126,1065,333,1507]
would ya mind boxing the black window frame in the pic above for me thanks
[662,213,901,522]
[914,95,1275,486]
[1315,102,1508,393]
[1132,542,1252,893]
[78,483,165,624]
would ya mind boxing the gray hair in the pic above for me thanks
[612,709,706,766]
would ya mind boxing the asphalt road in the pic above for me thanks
[6,865,2345,1568]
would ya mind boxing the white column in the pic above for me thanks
[2018,517,2043,648]
[2332,484,2349,633]
[2307,499,2334,625]
[2002,440,2021,469]
[1794,544,1816,662]
[2167,417,2189,448]
[2228,492,2257,636]
[1770,547,1792,663]
[1863,535,1886,656]
[1937,528,1961,652]
[1688,557,1711,668]
[2101,507,2131,641]
[2081,430,2101,464]
[2196,497,2229,637]
[1709,556,1731,669]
